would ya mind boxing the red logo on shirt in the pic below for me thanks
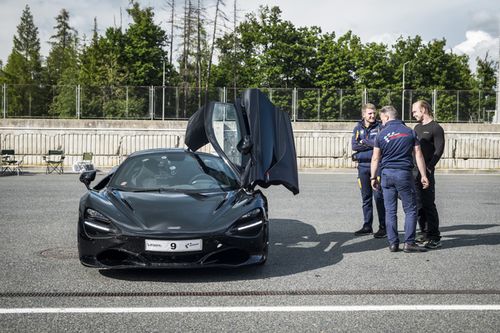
[384,132,409,143]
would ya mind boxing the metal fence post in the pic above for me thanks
[175,87,179,119]
[149,86,154,120]
[75,86,78,118]
[126,86,129,118]
[292,87,297,122]
[2,84,6,119]
[433,89,437,121]
[162,86,165,121]
[76,85,81,119]
[339,89,343,120]
[401,89,404,120]
[478,90,481,121]
[317,89,321,121]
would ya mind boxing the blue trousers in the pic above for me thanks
[358,165,385,229]
[381,168,418,246]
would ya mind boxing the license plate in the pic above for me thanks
[145,239,202,252]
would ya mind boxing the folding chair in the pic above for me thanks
[73,152,94,172]
[1,149,23,176]
[44,150,65,174]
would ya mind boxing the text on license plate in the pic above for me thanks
[145,239,202,252]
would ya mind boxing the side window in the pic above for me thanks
[211,103,243,168]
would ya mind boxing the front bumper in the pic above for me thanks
[77,220,268,269]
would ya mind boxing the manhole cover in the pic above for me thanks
[39,247,78,260]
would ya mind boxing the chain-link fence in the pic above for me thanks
[1,84,498,122]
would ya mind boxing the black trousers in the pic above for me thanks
[415,170,441,240]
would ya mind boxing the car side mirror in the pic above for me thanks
[237,135,253,155]
[80,170,97,190]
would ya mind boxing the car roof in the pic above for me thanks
[127,148,218,159]
[127,148,186,158]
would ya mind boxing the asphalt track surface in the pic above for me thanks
[0,171,499,332]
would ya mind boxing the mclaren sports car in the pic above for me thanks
[78,88,299,268]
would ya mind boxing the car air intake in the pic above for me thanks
[96,249,146,267]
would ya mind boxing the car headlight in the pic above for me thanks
[83,208,117,237]
[230,208,265,236]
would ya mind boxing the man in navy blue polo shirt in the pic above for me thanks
[351,103,386,238]
[370,105,429,253]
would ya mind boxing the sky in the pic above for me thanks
[0,0,499,73]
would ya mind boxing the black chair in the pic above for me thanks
[43,150,65,174]
[1,149,23,176]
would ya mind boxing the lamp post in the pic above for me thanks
[402,61,410,121]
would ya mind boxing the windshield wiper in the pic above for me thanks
[128,188,162,193]
[129,188,182,193]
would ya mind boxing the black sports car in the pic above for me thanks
[78,89,299,268]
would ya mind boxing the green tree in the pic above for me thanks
[124,1,172,86]
[176,0,213,116]
[45,8,79,117]
[315,31,363,119]
[472,53,497,121]
[475,52,497,91]
[78,21,131,118]
[2,5,44,117]
[45,9,78,86]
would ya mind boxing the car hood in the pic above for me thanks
[104,190,251,235]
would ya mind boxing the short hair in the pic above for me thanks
[362,103,376,113]
[415,100,433,117]
[380,105,398,119]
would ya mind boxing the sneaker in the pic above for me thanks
[415,234,428,244]
[373,228,387,238]
[354,227,373,236]
[424,240,442,249]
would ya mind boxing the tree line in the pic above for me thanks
[0,2,497,120]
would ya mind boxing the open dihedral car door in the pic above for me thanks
[185,88,299,195]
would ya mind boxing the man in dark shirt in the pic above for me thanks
[351,103,386,238]
[412,100,445,249]
[370,105,429,253]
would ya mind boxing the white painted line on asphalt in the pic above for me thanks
[1,305,500,314]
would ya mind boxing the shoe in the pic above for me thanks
[424,240,442,249]
[389,244,399,252]
[403,242,427,253]
[415,234,428,244]
[354,227,373,236]
[373,228,387,238]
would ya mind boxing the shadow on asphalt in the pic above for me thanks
[0,172,37,177]
[99,220,500,282]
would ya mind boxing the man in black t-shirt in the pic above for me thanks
[411,100,445,249]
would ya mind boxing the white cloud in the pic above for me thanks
[452,30,499,72]
[1,0,499,75]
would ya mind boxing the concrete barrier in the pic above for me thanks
[1,119,499,170]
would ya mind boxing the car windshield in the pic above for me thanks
[109,151,239,192]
